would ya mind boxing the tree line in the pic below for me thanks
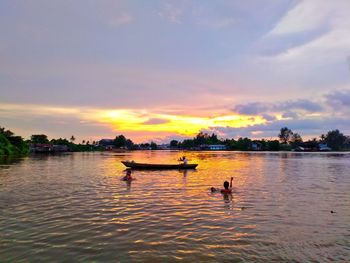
[29,134,103,152]
[0,128,105,156]
[100,135,158,150]
[105,128,350,151]
[277,127,349,151]
[1,126,349,156]
[169,128,350,151]
[169,131,280,151]
[0,127,28,155]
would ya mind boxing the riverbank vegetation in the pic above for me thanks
[170,128,350,151]
[0,127,28,156]
[1,125,349,156]
[99,128,350,151]
[29,134,104,153]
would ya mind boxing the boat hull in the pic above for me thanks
[121,161,198,170]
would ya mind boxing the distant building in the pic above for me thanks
[251,142,262,151]
[157,144,170,150]
[200,144,227,150]
[104,145,115,150]
[294,146,306,152]
[294,143,332,152]
[318,143,331,151]
[98,139,115,150]
[98,139,114,146]
[30,143,70,153]
[53,145,69,152]
[29,143,54,153]
[138,145,152,150]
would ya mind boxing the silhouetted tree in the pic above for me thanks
[278,127,293,144]
[150,142,157,150]
[236,137,251,151]
[113,135,127,148]
[224,139,237,150]
[303,138,318,149]
[0,127,14,138]
[0,127,28,155]
[267,140,280,151]
[139,143,150,149]
[320,134,326,143]
[325,130,346,150]
[125,139,134,149]
[208,133,220,144]
[170,140,179,148]
[30,134,49,144]
[290,133,303,148]
[344,136,350,149]
[194,132,209,145]
[181,139,195,149]
[51,138,70,145]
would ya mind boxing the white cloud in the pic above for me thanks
[263,0,350,63]
[269,0,332,35]
[324,89,350,117]
[267,28,350,64]
[247,0,350,96]
[206,116,350,140]
[225,88,350,139]
[233,99,323,118]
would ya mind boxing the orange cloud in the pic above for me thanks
[96,109,266,136]
[0,103,266,141]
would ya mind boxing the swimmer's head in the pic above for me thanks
[223,181,229,189]
[210,187,216,192]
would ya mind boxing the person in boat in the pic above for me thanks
[122,169,135,181]
[179,156,188,165]
[211,177,233,194]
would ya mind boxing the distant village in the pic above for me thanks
[1,126,349,156]
[24,128,350,153]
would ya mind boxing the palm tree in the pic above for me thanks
[70,135,75,143]
[320,134,326,143]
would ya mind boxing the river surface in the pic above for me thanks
[0,151,349,262]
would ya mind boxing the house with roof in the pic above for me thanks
[318,143,331,151]
[98,139,115,150]
[200,144,227,150]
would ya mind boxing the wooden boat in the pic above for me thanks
[121,161,198,170]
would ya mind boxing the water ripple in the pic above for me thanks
[0,152,349,262]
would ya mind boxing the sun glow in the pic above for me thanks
[98,109,266,136]
[0,103,267,140]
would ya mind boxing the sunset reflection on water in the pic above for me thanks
[1,151,349,262]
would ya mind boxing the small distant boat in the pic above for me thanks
[121,161,198,170]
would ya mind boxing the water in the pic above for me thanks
[0,151,349,262]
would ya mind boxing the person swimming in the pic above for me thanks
[122,169,135,181]
[211,177,233,194]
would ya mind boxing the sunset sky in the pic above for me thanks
[1,0,350,143]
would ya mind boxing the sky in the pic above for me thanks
[1,0,350,143]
